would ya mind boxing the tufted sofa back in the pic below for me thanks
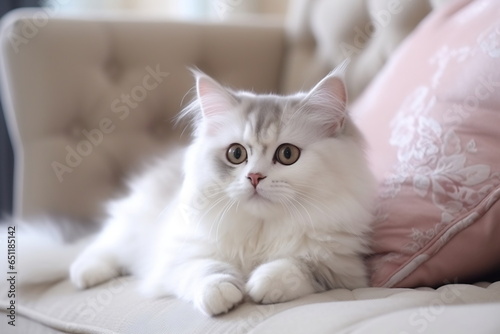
[0,0,441,220]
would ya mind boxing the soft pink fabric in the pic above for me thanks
[353,0,500,287]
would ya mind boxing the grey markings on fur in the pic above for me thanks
[242,96,286,142]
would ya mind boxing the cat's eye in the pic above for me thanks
[226,143,247,165]
[275,144,301,165]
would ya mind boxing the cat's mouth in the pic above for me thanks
[247,188,273,203]
[250,191,265,200]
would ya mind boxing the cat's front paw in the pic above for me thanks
[194,274,244,316]
[70,255,120,289]
[247,259,315,304]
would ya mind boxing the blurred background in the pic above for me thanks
[0,0,289,217]
[44,0,289,20]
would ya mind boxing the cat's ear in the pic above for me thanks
[194,70,237,121]
[301,65,349,136]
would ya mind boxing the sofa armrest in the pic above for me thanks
[0,8,285,219]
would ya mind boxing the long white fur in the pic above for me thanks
[8,218,93,285]
[17,66,375,316]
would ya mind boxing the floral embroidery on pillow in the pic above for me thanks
[379,85,500,252]
[478,23,500,58]
[375,23,500,256]
[365,0,500,287]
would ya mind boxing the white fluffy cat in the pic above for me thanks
[22,66,376,316]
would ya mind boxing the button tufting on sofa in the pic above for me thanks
[68,121,84,139]
[103,57,123,84]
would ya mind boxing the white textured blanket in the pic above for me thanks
[1,279,499,333]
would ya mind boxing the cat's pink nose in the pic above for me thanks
[247,173,266,188]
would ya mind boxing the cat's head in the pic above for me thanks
[183,67,371,221]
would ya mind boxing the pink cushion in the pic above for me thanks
[353,0,500,287]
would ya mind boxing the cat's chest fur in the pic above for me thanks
[177,201,322,276]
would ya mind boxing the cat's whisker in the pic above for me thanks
[292,181,337,196]
[195,194,227,234]
[292,185,345,214]
[297,197,330,224]
[288,196,317,233]
[214,199,237,244]
[293,189,332,216]
[207,197,236,245]
[280,197,310,230]
[290,197,314,225]
[273,181,332,213]
[277,198,298,223]
[203,195,227,223]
